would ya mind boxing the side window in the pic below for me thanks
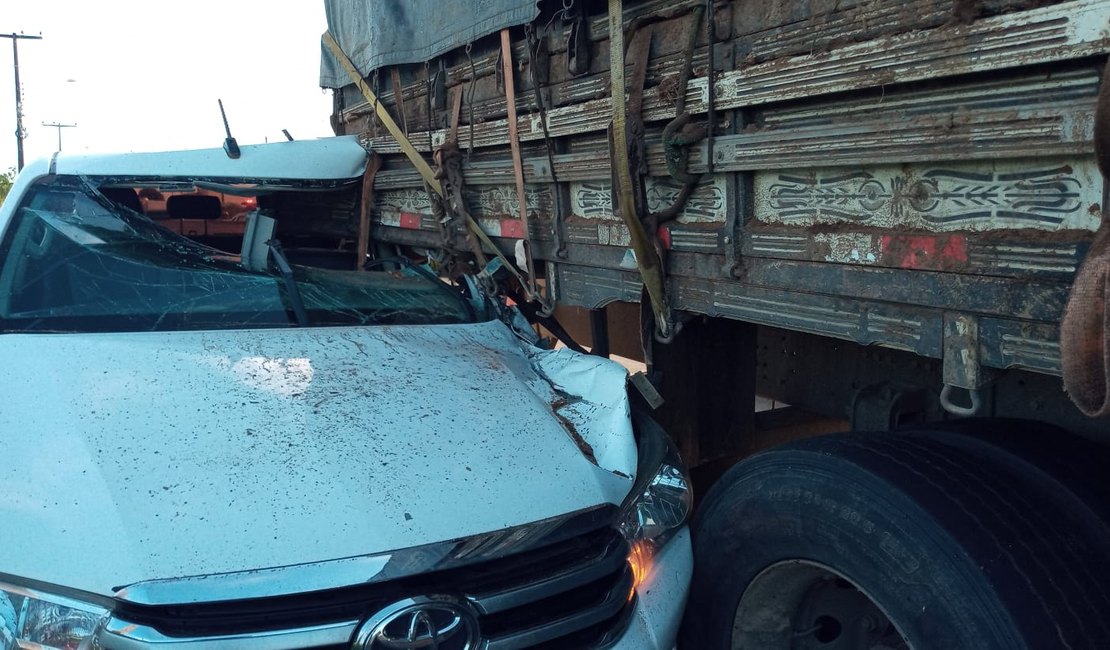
[0,179,288,332]
[0,182,145,318]
[0,190,83,318]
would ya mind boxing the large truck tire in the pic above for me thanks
[902,418,1110,528]
[681,430,1110,649]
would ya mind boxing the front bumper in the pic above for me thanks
[610,526,693,649]
[93,521,692,647]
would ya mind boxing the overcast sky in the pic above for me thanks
[0,1,335,173]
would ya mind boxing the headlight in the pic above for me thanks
[0,581,107,650]
[618,412,692,573]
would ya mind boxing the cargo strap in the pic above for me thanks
[323,31,540,302]
[500,28,548,309]
[622,24,652,219]
[390,68,408,136]
[608,0,673,338]
[356,151,382,269]
[527,22,569,261]
[449,84,464,143]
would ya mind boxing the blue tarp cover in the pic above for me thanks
[320,0,540,88]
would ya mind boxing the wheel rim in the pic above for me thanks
[732,560,910,650]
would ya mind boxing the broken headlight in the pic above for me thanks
[618,413,692,548]
[0,580,107,650]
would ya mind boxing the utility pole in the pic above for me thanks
[2,32,43,171]
[42,121,75,150]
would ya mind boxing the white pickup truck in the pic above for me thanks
[0,137,691,649]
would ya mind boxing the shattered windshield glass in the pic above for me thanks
[0,177,476,333]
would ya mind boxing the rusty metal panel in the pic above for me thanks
[556,264,643,307]
[336,0,1103,383]
[754,160,1102,232]
[709,68,1100,171]
[568,177,727,224]
[374,188,437,231]
[553,263,944,356]
[701,283,943,356]
[560,176,728,252]
[711,0,1110,111]
[667,228,722,254]
[338,0,1053,133]
[374,158,554,190]
[979,318,1062,374]
[551,247,1066,375]
[734,258,1068,322]
[372,183,554,241]
[465,185,555,222]
[965,241,1083,276]
[744,157,1102,277]
[336,0,710,134]
[943,313,986,391]
[743,228,1088,279]
[372,150,614,190]
[351,1,1110,155]
[735,0,951,63]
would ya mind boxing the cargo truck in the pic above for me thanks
[318,0,1110,647]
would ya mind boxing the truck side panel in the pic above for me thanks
[329,0,1109,438]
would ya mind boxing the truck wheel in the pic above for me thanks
[900,418,1110,528]
[681,431,1110,650]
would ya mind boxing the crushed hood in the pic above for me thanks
[0,320,634,596]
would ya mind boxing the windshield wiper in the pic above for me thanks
[266,239,309,327]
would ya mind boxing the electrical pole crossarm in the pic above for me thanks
[42,121,75,151]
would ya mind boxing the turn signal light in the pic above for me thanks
[627,539,655,601]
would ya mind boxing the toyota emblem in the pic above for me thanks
[352,596,480,650]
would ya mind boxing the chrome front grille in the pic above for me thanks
[461,529,633,649]
[103,506,634,649]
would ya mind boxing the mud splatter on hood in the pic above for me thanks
[0,320,633,596]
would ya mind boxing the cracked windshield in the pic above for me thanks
[0,178,474,332]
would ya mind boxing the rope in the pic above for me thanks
[1061,60,1110,417]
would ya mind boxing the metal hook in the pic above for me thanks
[653,318,680,344]
[543,0,574,32]
[940,384,983,417]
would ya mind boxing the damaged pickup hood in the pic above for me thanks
[0,320,635,596]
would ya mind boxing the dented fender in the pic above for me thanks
[523,345,638,479]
